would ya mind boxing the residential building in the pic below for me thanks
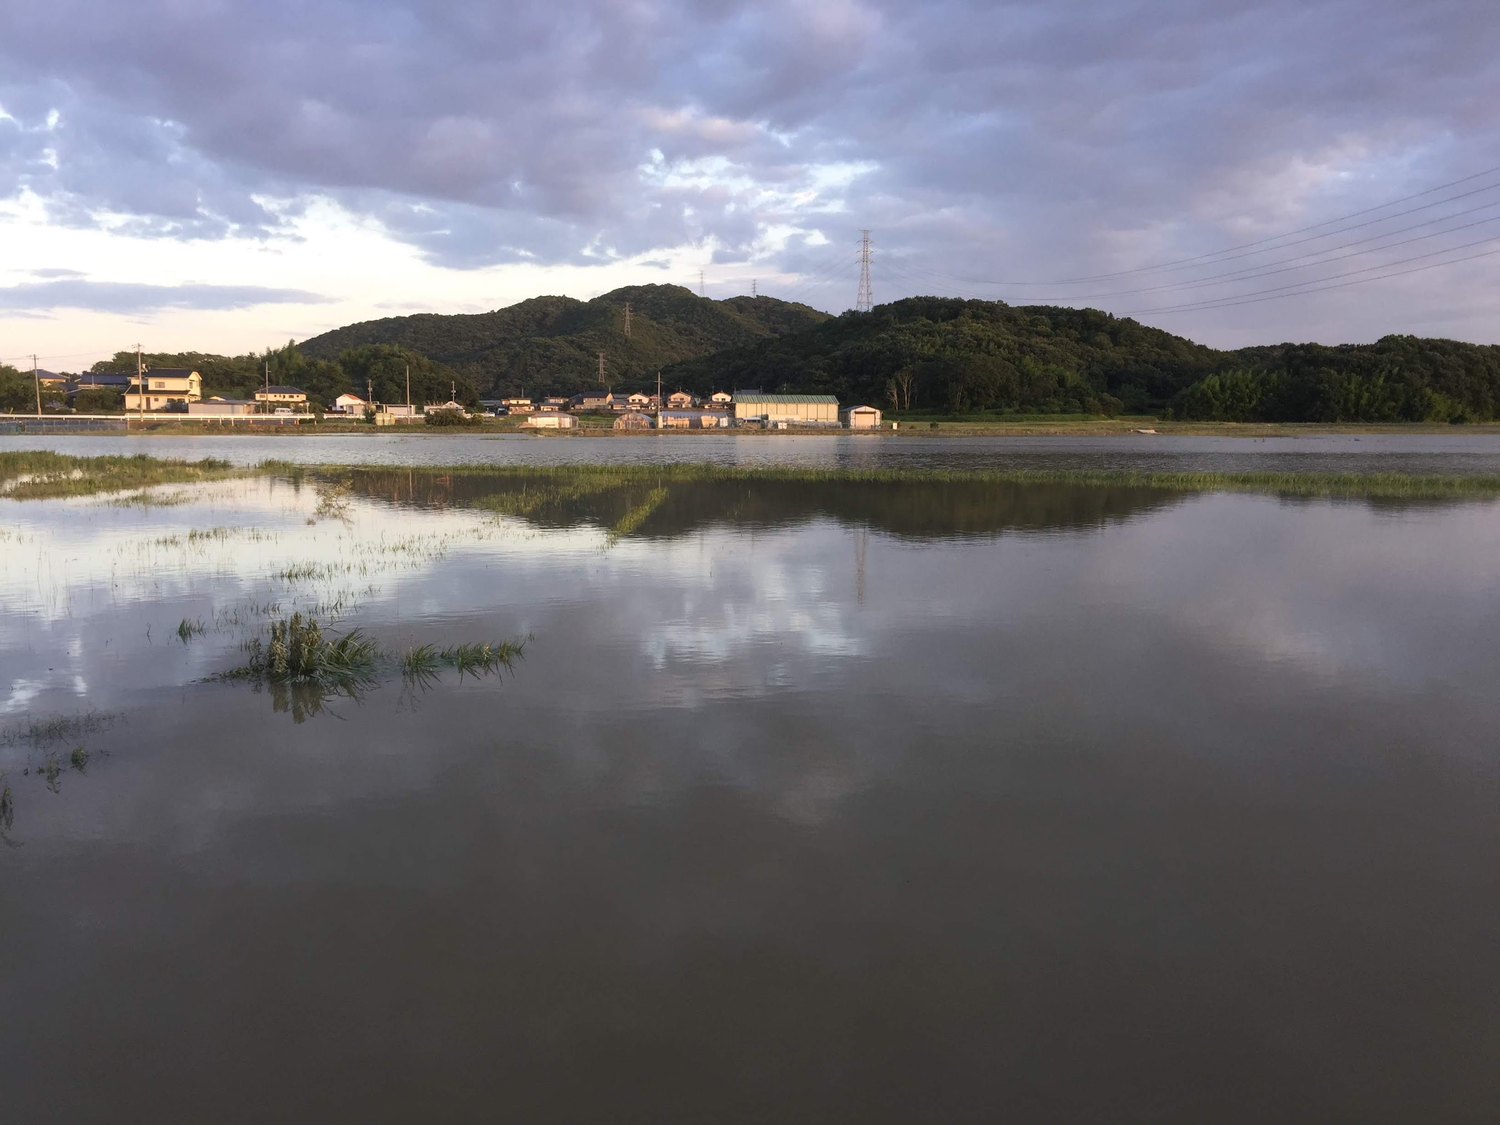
[626,392,652,409]
[502,397,534,413]
[710,391,732,404]
[124,368,202,411]
[255,385,308,411]
[572,390,611,411]
[424,399,468,415]
[667,390,697,409]
[842,405,883,429]
[332,393,367,414]
[732,393,840,426]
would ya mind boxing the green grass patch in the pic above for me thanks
[275,460,1500,500]
[0,451,244,500]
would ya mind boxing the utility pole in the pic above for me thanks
[405,363,411,409]
[598,350,607,389]
[137,344,144,423]
[656,368,662,412]
[32,354,40,417]
[264,358,270,415]
[623,301,631,339]
[856,229,873,313]
[698,269,705,298]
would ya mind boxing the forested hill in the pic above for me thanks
[659,297,1500,422]
[299,284,828,397]
[661,298,1220,415]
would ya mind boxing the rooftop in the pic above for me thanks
[734,394,839,404]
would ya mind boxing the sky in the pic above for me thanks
[2,0,1498,369]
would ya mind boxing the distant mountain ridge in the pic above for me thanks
[299,284,829,397]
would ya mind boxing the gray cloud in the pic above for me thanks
[1,0,1498,343]
[0,280,329,313]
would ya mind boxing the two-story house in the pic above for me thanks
[124,369,203,411]
[254,385,308,412]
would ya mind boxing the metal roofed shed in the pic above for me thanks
[732,393,840,426]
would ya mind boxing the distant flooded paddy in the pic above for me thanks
[2,467,1497,1121]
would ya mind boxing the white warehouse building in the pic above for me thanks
[732,393,840,426]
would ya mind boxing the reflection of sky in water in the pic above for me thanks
[4,474,1500,1119]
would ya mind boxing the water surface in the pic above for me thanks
[9,429,1500,474]
[2,470,1496,1122]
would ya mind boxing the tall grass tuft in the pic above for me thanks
[238,613,379,683]
[177,618,206,642]
[440,640,525,679]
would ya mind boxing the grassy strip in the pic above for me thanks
[266,459,1500,499]
[608,487,670,542]
[0,451,244,499]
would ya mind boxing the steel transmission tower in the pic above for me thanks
[623,301,632,338]
[856,230,873,313]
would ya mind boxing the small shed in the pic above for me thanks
[523,412,579,430]
[842,405,883,429]
[188,397,256,417]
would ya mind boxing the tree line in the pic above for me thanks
[0,343,480,413]
[659,297,1500,422]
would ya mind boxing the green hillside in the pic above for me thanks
[660,298,1219,414]
[298,284,828,397]
[660,297,1500,422]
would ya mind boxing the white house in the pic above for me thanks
[332,393,366,414]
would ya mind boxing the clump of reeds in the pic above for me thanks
[239,612,379,684]
[177,618,207,642]
[69,746,89,773]
[401,643,439,677]
[441,640,524,679]
[40,753,62,793]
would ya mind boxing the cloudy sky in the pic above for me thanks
[2,0,1498,367]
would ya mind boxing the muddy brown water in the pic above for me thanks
[1,469,1497,1122]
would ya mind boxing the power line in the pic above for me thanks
[1122,233,1500,316]
[898,203,1500,303]
[908,163,1500,287]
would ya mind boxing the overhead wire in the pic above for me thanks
[895,203,1500,302]
[1122,234,1500,315]
[901,166,1500,288]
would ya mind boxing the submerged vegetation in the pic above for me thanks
[297,459,1500,505]
[0,451,243,500]
[1,711,119,749]
[223,614,527,722]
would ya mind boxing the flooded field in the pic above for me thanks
[12,429,1500,475]
[2,465,1498,1121]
